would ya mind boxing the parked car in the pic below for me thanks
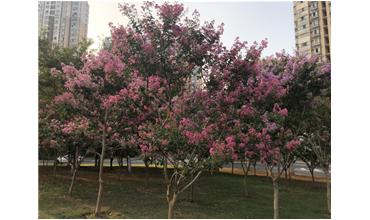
[56,155,84,164]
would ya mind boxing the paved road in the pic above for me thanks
[39,157,330,178]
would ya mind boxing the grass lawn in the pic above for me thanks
[39,166,330,219]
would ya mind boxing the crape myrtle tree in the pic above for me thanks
[38,37,91,164]
[263,52,331,210]
[138,90,218,219]
[53,49,129,216]
[49,114,92,195]
[206,38,270,197]
[108,1,224,186]
[207,42,305,218]
[261,52,331,216]
[39,102,66,174]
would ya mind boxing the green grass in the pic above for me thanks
[39,166,330,219]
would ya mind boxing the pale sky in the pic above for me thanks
[87,1,295,56]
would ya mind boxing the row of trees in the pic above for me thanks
[39,2,331,219]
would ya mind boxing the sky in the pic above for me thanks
[87,1,295,56]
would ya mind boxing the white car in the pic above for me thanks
[57,155,84,164]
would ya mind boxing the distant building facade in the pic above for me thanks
[38,1,89,47]
[293,1,331,61]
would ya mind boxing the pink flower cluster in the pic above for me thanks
[209,139,237,161]
[156,2,184,20]
[65,73,94,90]
[102,94,122,109]
[273,103,288,117]
[148,75,162,91]
[54,92,78,107]
[61,117,89,134]
[239,104,254,117]
[286,139,300,151]
[61,64,78,77]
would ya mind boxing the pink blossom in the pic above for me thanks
[161,139,169,146]
[61,64,78,76]
[225,136,236,149]
[240,105,254,117]
[286,139,300,151]
[148,75,162,91]
[54,92,78,107]
[273,103,288,117]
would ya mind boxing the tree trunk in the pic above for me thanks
[246,160,251,176]
[168,194,177,219]
[94,111,108,217]
[273,180,279,219]
[253,161,257,176]
[68,165,77,195]
[284,168,288,180]
[240,160,249,196]
[95,155,99,168]
[68,146,79,195]
[144,159,149,187]
[231,161,234,174]
[324,169,331,214]
[127,156,132,174]
[53,159,58,181]
[110,157,113,170]
[243,172,248,197]
[163,157,169,185]
[310,168,315,182]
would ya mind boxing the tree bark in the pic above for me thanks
[127,156,132,174]
[243,172,248,197]
[94,110,108,217]
[163,157,169,185]
[284,168,288,180]
[53,159,58,181]
[253,161,257,176]
[68,146,79,195]
[144,159,149,187]
[310,168,315,182]
[273,180,279,219]
[240,160,249,196]
[246,160,251,176]
[324,169,331,214]
[231,161,234,174]
[168,194,177,219]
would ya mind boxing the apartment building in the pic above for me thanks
[293,1,331,61]
[38,1,89,48]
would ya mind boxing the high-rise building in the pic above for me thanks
[293,1,331,61]
[38,1,89,48]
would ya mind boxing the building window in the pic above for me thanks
[302,42,308,47]
[301,16,304,21]
[302,24,306,29]
[301,8,304,12]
